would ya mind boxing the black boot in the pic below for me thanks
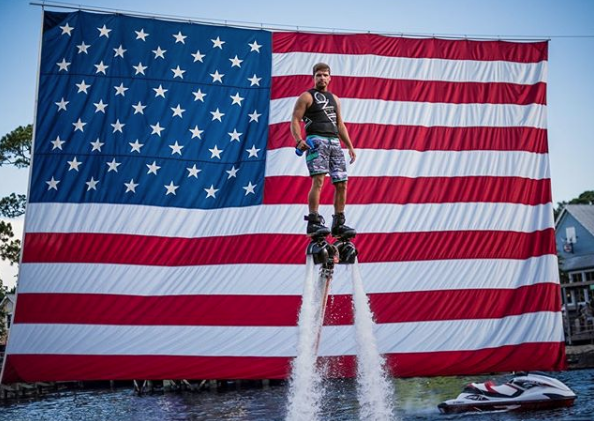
[305,212,330,237]
[332,212,356,238]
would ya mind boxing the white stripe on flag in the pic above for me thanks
[17,255,559,296]
[24,202,553,236]
[270,97,547,128]
[272,52,548,84]
[6,312,563,357]
[266,149,551,179]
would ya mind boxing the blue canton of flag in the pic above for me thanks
[32,11,271,209]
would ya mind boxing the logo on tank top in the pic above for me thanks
[314,92,337,127]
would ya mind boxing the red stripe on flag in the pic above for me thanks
[263,176,552,205]
[22,229,555,265]
[14,283,560,326]
[271,76,546,105]
[267,123,549,153]
[272,32,548,62]
[1,342,565,383]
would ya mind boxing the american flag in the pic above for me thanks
[1,10,564,383]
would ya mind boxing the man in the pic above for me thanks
[291,62,357,237]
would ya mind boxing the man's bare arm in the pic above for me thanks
[335,96,356,163]
[291,93,312,150]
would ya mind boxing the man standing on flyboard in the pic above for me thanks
[291,62,357,238]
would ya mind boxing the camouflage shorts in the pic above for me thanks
[305,135,348,183]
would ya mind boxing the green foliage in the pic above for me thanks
[555,190,594,220]
[0,125,32,306]
[0,124,32,168]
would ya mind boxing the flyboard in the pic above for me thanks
[305,224,358,354]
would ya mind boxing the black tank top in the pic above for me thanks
[303,89,339,137]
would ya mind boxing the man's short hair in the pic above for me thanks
[313,62,331,75]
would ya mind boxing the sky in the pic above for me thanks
[0,0,593,288]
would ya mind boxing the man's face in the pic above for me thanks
[314,70,331,90]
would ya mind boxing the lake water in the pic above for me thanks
[1,370,593,420]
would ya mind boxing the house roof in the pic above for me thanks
[561,254,594,272]
[560,205,594,236]
[0,294,15,307]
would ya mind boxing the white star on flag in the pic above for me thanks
[153,84,168,98]
[150,122,165,136]
[73,118,86,132]
[248,110,261,122]
[90,139,104,152]
[228,129,242,142]
[210,108,225,122]
[135,28,149,41]
[114,83,129,96]
[46,177,60,190]
[246,145,260,158]
[111,119,125,133]
[211,36,225,49]
[97,24,112,37]
[209,145,223,159]
[192,89,207,102]
[132,101,146,114]
[186,164,201,178]
[86,177,99,191]
[124,179,139,193]
[106,158,121,172]
[205,185,219,198]
[229,55,243,67]
[133,62,147,75]
[67,157,82,171]
[60,23,74,36]
[171,66,185,79]
[76,41,90,54]
[56,58,70,72]
[76,80,91,94]
[173,31,187,43]
[248,40,262,52]
[189,125,204,139]
[51,136,65,150]
[169,141,184,155]
[210,70,224,83]
[153,46,166,59]
[93,99,108,113]
[113,45,127,57]
[164,181,179,195]
[55,98,69,111]
[230,92,244,106]
[94,61,108,74]
[146,161,161,175]
[226,166,239,178]
[248,74,261,86]
[243,182,257,195]
[192,50,205,62]
[171,104,185,118]
[129,139,144,153]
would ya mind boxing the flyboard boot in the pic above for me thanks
[304,213,336,270]
[332,212,358,264]
[304,213,338,355]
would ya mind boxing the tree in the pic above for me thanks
[554,190,594,220]
[0,124,32,338]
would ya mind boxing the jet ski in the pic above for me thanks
[438,373,576,413]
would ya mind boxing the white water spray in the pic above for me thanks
[285,256,326,421]
[351,260,397,421]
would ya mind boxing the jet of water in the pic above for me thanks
[351,260,397,421]
[285,256,326,421]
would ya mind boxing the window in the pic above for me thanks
[566,226,577,243]
[585,271,594,282]
[570,273,583,283]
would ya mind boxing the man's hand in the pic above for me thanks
[296,139,310,151]
[348,147,357,164]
